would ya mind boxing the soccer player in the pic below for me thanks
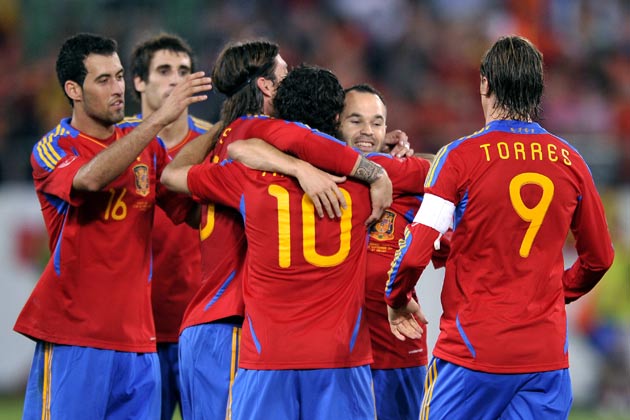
[338,84,438,420]
[167,40,391,419]
[163,64,382,419]
[13,33,211,419]
[386,35,615,419]
[127,33,213,420]
[228,82,447,420]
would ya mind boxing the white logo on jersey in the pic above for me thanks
[57,155,79,169]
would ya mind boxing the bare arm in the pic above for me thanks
[73,72,212,191]
[228,137,391,224]
[160,123,222,195]
[228,139,347,218]
[350,156,393,225]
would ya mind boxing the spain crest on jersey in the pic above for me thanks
[370,210,396,241]
[133,164,150,197]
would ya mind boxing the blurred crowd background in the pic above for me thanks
[1,0,630,185]
[0,0,628,415]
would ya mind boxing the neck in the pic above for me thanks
[483,94,532,124]
[485,107,504,125]
[262,97,273,116]
[482,93,500,125]
[70,109,115,139]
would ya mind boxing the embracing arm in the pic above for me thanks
[73,72,212,191]
[351,156,392,225]
[160,123,222,195]
[228,138,392,224]
[228,139,347,218]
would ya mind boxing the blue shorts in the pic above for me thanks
[421,358,572,420]
[23,341,160,420]
[231,365,376,420]
[178,322,241,420]
[372,366,427,420]
[157,342,181,420]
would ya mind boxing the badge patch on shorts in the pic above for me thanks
[133,164,150,197]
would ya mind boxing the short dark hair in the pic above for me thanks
[480,35,544,121]
[130,33,195,101]
[56,33,118,106]
[212,40,279,128]
[344,83,386,106]
[273,64,344,137]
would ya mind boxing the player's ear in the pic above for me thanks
[134,75,146,94]
[65,81,82,102]
[256,76,275,98]
[480,75,490,97]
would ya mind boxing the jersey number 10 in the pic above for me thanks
[268,184,353,268]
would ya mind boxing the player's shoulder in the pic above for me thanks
[223,114,272,133]
[237,114,273,124]
[32,118,78,171]
[431,126,489,164]
[118,114,143,129]
[447,126,489,150]
[543,130,584,159]
[33,118,79,151]
[189,115,213,133]
[35,117,77,142]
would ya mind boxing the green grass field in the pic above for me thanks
[0,396,184,420]
[0,395,627,420]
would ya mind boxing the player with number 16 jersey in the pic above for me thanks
[15,118,190,352]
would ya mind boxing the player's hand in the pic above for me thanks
[155,72,213,126]
[387,298,427,341]
[365,171,392,225]
[383,130,414,158]
[295,161,347,219]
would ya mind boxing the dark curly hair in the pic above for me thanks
[130,33,195,101]
[273,64,344,137]
[56,33,118,106]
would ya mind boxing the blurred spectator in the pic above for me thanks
[3,0,630,186]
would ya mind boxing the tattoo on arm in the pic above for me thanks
[353,157,384,184]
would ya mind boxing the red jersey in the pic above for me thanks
[386,120,615,373]
[179,199,247,332]
[129,115,208,343]
[364,154,430,368]
[14,118,191,352]
[180,116,363,333]
[187,160,373,370]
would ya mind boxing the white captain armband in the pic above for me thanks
[413,193,455,235]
